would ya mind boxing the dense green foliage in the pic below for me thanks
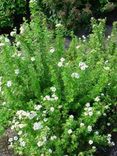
[37,0,117,31]
[0,13,117,155]
[0,0,26,28]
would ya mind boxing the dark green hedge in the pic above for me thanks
[0,0,26,29]
[37,0,117,31]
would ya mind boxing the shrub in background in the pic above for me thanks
[0,0,26,29]
[0,12,117,156]
[37,0,117,32]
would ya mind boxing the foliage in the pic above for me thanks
[37,0,117,31]
[0,0,26,28]
[0,16,117,155]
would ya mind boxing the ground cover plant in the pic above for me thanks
[0,4,117,155]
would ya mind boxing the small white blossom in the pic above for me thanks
[6,81,12,87]
[69,115,74,119]
[68,129,72,134]
[87,126,92,132]
[31,57,35,62]
[89,140,93,145]
[79,62,88,70]
[56,23,62,27]
[50,48,55,53]
[33,122,43,131]
[28,111,37,119]
[58,62,63,67]
[94,96,100,102]
[15,69,19,75]
[44,95,51,101]
[60,57,65,62]
[20,26,25,34]
[50,135,57,140]
[76,45,80,49]
[8,138,13,142]
[37,141,44,147]
[34,105,42,110]
[18,131,22,135]
[10,31,16,37]
[50,86,56,92]
[80,123,85,127]
[48,149,52,153]
[86,103,90,107]
[16,41,21,47]
[95,131,99,135]
[20,141,26,147]
[50,107,54,112]
[14,136,18,141]
[71,72,80,79]
[0,43,5,47]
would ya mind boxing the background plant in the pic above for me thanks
[0,0,26,29]
[0,16,117,155]
[37,0,117,32]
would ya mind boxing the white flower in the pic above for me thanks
[33,122,43,131]
[86,103,90,107]
[79,62,88,70]
[50,107,54,112]
[87,126,92,132]
[56,23,62,27]
[31,57,35,62]
[50,135,57,140]
[18,131,22,135]
[10,31,16,37]
[92,146,96,150]
[48,149,52,153]
[58,62,63,67]
[20,141,26,147]
[15,69,19,75]
[76,45,80,49]
[95,131,99,135]
[14,136,18,141]
[20,26,25,34]
[69,115,74,119]
[104,66,110,70]
[71,72,80,79]
[80,123,85,127]
[28,111,37,119]
[0,43,5,47]
[5,38,10,43]
[50,48,55,53]
[16,41,21,47]
[68,129,72,134]
[60,57,65,62]
[50,86,56,92]
[94,96,100,102]
[44,95,51,101]
[18,124,26,129]
[37,141,44,147]
[89,140,93,145]
[34,104,42,110]
[43,118,48,122]
[8,138,13,142]
[6,81,12,87]
[107,123,111,126]
[88,111,93,116]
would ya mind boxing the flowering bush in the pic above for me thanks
[0,17,117,155]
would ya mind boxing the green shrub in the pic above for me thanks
[0,0,26,28]
[37,0,117,31]
[0,16,117,155]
